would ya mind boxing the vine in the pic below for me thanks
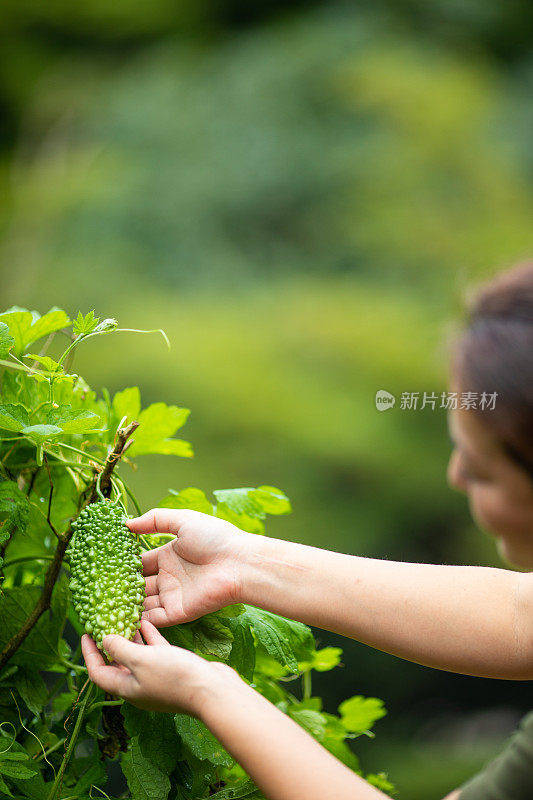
[0,306,393,799]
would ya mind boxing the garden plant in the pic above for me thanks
[0,306,393,799]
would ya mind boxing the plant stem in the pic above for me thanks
[46,682,94,800]
[35,736,66,762]
[45,443,107,465]
[302,670,312,700]
[87,700,123,714]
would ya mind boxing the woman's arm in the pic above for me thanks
[130,509,533,680]
[83,624,387,800]
[239,533,533,680]
[200,669,386,800]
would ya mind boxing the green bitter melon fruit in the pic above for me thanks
[68,499,145,651]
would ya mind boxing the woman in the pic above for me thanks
[83,261,533,800]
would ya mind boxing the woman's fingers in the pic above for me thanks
[141,548,159,577]
[126,508,186,536]
[144,594,162,612]
[82,635,136,695]
[103,634,144,669]
[142,606,173,627]
[144,575,158,596]
[140,619,171,646]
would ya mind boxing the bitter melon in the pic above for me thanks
[68,499,145,651]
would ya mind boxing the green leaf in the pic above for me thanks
[215,503,265,535]
[47,406,101,434]
[226,617,256,681]
[0,308,70,357]
[22,354,62,374]
[0,481,30,539]
[122,705,181,775]
[241,606,315,673]
[141,713,181,775]
[0,773,12,796]
[112,386,141,424]
[161,624,195,650]
[14,668,48,716]
[208,780,262,799]
[287,706,328,740]
[192,615,233,660]
[70,753,107,796]
[20,425,63,444]
[73,310,100,336]
[174,716,233,767]
[213,489,266,520]
[298,647,343,673]
[0,324,15,359]
[213,486,291,520]
[0,576,68,669]
[126,402,192,458]
[0,755,38,780]
[338,696,387,735]
[121,737,170,800]
[0,404,29,432]
[249,486,292,515]
[159,488,214,515]
[366,772,395,794]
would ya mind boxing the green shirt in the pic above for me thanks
[460,711,533,800]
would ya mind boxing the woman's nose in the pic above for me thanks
[447,450,467,493]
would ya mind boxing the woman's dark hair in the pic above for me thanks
[451,261,533,480]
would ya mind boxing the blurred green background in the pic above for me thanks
[1,1,533,796]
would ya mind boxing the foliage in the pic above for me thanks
[2,5,533,306]
[0,306,392,799]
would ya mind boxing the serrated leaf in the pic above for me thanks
[226,617,256,681]
[338,696,387,734]
[0,323,15,359]
[126,402,192,458]
[161,624,195,650]
[0,773,12,796]
[70,753,107,796]
[112,386,141,424]
[208,780,261,799]
[22,354,62,374]
[14,668,48,716]
[249,486,292,515]
[287,706,328,740]
[0,575,68,669]
[0,404,29,432]
[159,488,214,515]
[213,488,265,519]
[0,481,30,538]
[215,503,265,535]
[47,406,101,435]
[0,759,38,779]
[20,424,63,444]
[298,647,343,673]
[0,308,70,356]
[73,310,100,336]
[192,615,233,660]
[241,606,314,673]
[174,716,233,767]
[121,737,170,800]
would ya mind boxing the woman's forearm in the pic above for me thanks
[200,674,385,800]
[238,535,533,679]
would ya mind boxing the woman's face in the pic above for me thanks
[446,401,533,570]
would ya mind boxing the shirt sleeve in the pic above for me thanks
[459,711,533,800]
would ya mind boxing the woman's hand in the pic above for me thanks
[127,509,250,626]
[81,619,242,715]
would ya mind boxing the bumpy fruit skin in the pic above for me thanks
[67,500,145,652]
